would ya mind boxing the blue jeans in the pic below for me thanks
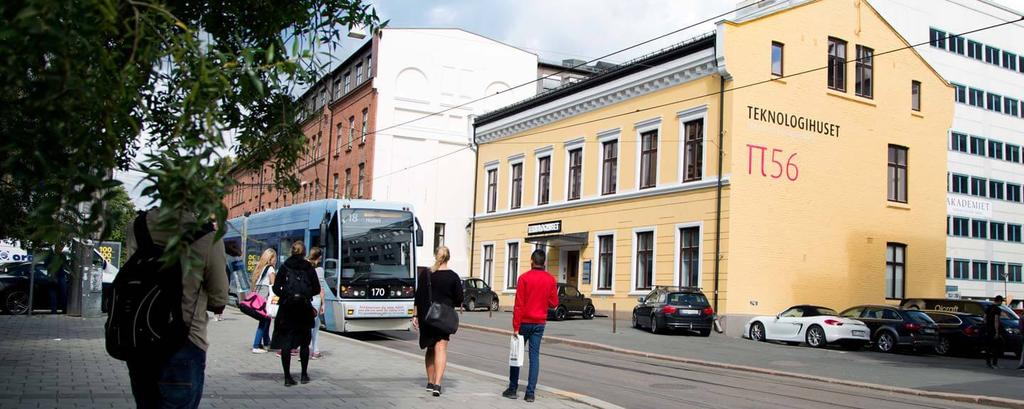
[126,341,206,409]
[253,318,271,349]
[508,323,545,395]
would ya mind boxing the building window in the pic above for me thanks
[360,108,368,144]
[1003,51,1017,70]
[510,162,523,209]
[597,235,614,291]
[1005,98,1020,117]
[953,259,970,279]
[953,84,966,103]
[827,37,847,92]
[344,72,351,93]
[951,132,968,152]
[885,243,905,300]
[970,177,987,197]
[482,245,494,286]
[988,140,1004,160]
[485,168,497,213]
[990,180,1005,200]
[366,55,372,76]
[1007,184,1021,202]
[506,242,519,290]
[950,35,965,55]
[855,45,873,98]
[355,63,363,84]
[357,163,365,198]
[887,145,908,203]
[683,119,703,182]
[344,169,352,199]
[678,227,700,288]
[1010,264,1023,283]
[972,219,988,239]
[951,174,969,194]
[969,136,986,156]
[537,156,551,205]
[987,93,1002,113]
[332,173,339,198]
[635,231,654,291]
[639,130,658,189]
[991,222,1006,241]
[973,261,988,280]
[567,147,582,200]
[771,41,784,76]
[968,88,984,107]
[952,217,969,237]
[1008,145,1022,163]
[433,223,445,251]
[1009,224,1023,243]
[929,28,946,49]
[333,78,341,100]
[985,46,1001,65]
[347,116,355,149]
[911,81,921,111]
[601,140,618,195]
[967,40,983,60]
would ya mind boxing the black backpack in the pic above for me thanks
[275,262,315,304]
[104,212,211,362]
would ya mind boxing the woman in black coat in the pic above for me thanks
[412,246,463,397]
[271,241,321,386]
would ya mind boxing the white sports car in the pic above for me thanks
[744,305,870,349]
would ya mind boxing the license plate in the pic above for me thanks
[852,330,867,337]
[679,310,699,315]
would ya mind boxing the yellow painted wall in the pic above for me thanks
[719,0,953,315]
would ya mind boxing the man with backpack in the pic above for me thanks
[111,210,228,408]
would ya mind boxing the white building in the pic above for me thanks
[873,0,1024,302]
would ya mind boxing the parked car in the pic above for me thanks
[901,298,1022,358]
[547,283,595,321]
[745,305,870,349]
[923,310,984,356]
[462,278,499,311]
[632,286,714,336]
[838,305,938,353]
[0,262,68,314]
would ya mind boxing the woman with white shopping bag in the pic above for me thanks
[250,248,277,354]
[412,246,464,397]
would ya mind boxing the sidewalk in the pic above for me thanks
[0,311,600,409]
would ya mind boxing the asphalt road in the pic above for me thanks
[345,328,994,409]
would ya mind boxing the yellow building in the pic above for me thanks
[470,0,953,333]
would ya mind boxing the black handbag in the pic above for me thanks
[424,270,459,335]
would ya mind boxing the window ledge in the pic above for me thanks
[501,290,517,295]
[826,90,877,107]
[911,112,924,118]
[628,291,651,296]
[590,290,615,296]
[886,202,911,210]
[770,77,787,84]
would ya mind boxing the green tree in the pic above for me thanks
[1,1,382,270]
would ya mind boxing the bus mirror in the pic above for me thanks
[415,227,424,247]
[319,213,329,244]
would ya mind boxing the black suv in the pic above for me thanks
[924,310,984,356]
[547,283,595,321]
[901,298,1022,357]
[462,278,499,311]
[632,286,714,336]
[839,305,939,352]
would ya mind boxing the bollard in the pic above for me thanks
[489,309,492,318]
[612,303,617,334]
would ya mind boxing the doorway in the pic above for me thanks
[564,250,580,286]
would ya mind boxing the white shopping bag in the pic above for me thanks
[508,334,525,367]
[267,295,280,318]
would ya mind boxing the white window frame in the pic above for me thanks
[596,128,621,197]
[564,137,585,202]
[484,161,499,213]
[504,240,521,293]
[592,230,617,295]
[480,241,496,288]
[507,154,525,210]
[629,226,657,295]
[634,117,662,190]
[676,106,708,184]
[533,146,553,206]
[672,222,703,288]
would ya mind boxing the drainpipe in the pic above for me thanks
[713,75,726,313]
[468,116,479,278]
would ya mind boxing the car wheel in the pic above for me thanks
[632,311,640,329]
[555,306,567,321]
[466,299,476,311]
[4,290,29,315]
[490,299,499,311]
[650,315,661,334]
[934,337,952,356]
[806,325,827,348]
[698,328,711,337]
[876,332,897,353]
[749,322,766,342]
[582,304,595,320]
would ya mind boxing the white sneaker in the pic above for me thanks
[252,348,267,354]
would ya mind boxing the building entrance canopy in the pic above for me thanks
[524,232,588,248]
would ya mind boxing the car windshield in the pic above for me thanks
[904,311,935,324]
[668,293,709,306]
[806,307,838,317]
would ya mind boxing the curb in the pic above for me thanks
[319,328,625,409]
[460,323,1024,409]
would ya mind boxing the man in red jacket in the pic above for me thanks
[502,250,558,402]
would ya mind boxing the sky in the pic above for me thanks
[115,0,1024,209]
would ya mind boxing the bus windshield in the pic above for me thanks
[340,209,414,281]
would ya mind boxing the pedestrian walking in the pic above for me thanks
[307,247,326,359]
[250,248,277,353]
[119,209,228,409]
[985,295,1005,369]
[271,241,320,386]
[502,250,558,403]
[413,246,463,397]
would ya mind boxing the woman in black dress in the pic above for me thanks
[271,241,320,386]
[413,246,463,397]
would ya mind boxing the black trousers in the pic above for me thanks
[986,336,1003,364]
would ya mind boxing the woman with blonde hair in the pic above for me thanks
[412,246,463,397]
[306,247,326,359]
[250,248,277,353]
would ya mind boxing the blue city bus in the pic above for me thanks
[224,199,424,333]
